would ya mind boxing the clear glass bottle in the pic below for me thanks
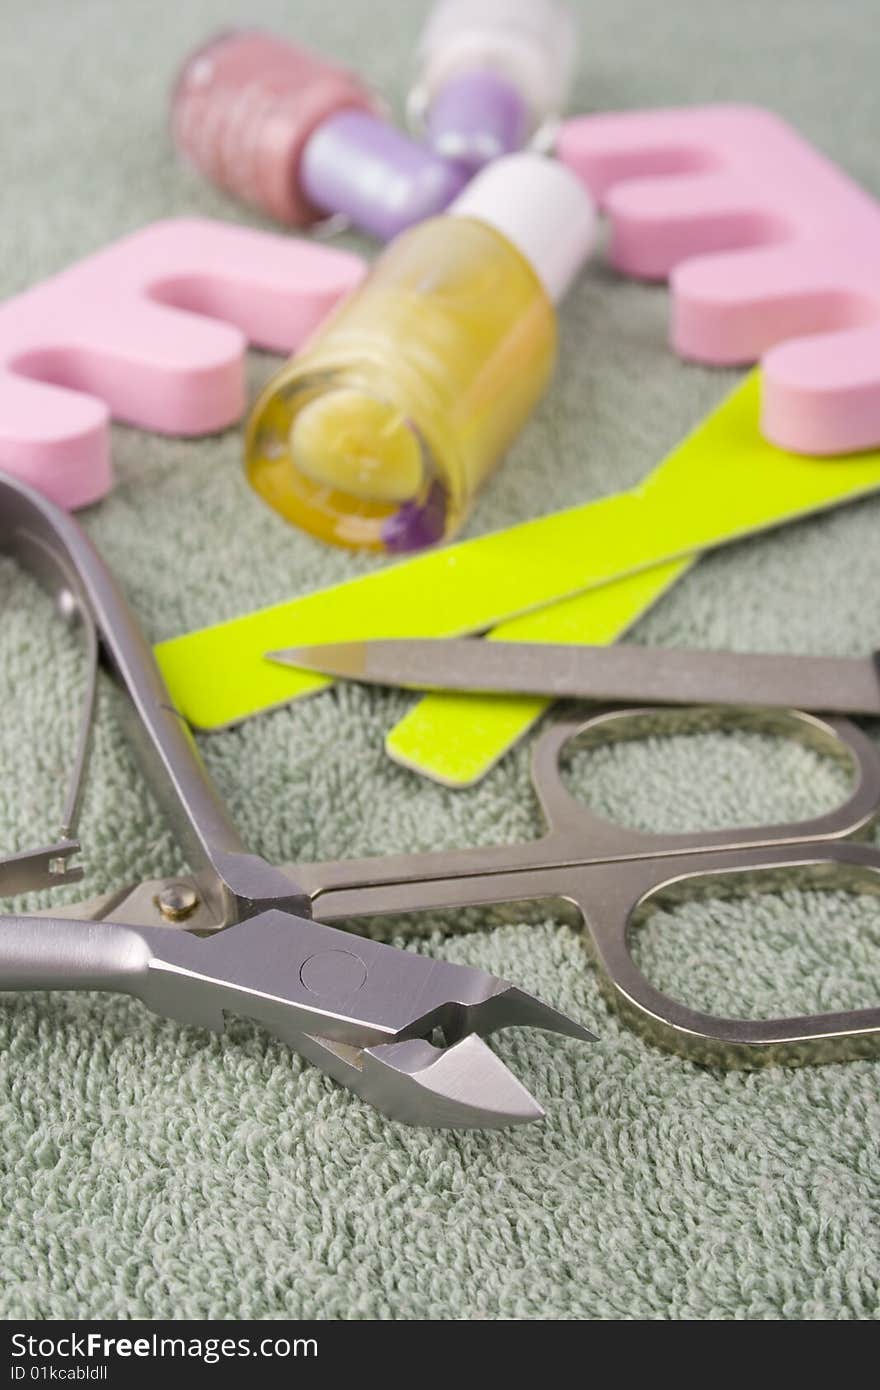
[245,155,596,552]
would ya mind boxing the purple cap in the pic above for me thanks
[426,70,528,172]
[300,109,469,241]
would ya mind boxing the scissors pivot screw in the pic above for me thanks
[156,882,200,923]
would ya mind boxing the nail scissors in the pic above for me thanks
[0,471,593,1130]
[265,654,880,1065]
[288,704,880,1066]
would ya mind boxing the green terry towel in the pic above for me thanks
[1,0,879,1321]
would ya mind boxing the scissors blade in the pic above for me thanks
[270,638,880,717]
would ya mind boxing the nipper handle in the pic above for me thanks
[0,471,309,926]
[0,915,150,992]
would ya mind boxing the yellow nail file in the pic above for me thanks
[155,372,880,736]
[385,556,693,785]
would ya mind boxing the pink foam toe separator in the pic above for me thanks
[557,104,880,455]
[0,218,366,509]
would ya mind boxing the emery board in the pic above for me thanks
[385,557,692,785]
[155,372,880,738]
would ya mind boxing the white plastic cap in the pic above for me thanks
[412,0,577,136]
[449,153,597,303]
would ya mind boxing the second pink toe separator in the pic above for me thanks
[557,104,880,456]
[0,218,366,509]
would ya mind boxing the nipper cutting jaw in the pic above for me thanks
[0,472,594,1129]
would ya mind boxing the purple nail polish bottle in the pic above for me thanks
[426,70,528,172]
[408,1,578,169]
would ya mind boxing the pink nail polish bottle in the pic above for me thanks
[172,29,378,226]
[171,29,468,239]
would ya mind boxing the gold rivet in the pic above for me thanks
[156,882,199,923]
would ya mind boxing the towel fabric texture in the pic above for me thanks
[1,0,878,1320]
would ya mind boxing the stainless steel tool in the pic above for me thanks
[288,704,880,1067]
[50,702,880,1069]
[8,470,880,1099]
[0,471,594,1130]
[271,637,880,715]
[263,644,880,1066]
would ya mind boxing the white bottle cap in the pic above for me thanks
[412,0,577,136]
[449,153,597,303]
